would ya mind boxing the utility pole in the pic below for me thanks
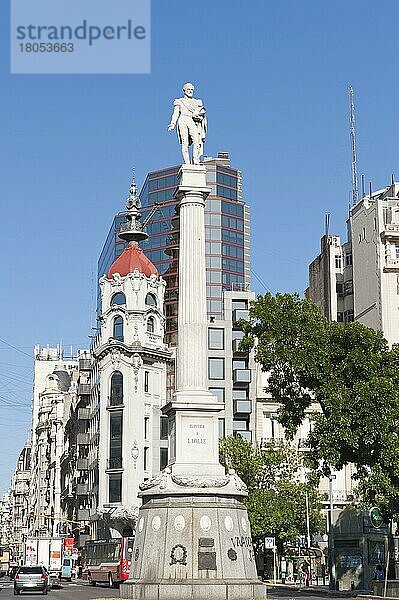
[329,474,337,590]
[349,85,359,206]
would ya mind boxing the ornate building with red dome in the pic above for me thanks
[89,178,172,540]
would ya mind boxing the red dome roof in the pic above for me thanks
[108,243,158,279]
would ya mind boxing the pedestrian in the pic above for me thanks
[373,564,384,581]
[281,556,287,584]
[300,559,310,587]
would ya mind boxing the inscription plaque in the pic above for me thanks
[198,551,217,570]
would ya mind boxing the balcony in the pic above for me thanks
[76,483,89,496]
[79,358,92,371]
[89,456,98,471]
[77,408,90,420]
[77,458,89,471]
[78,383,91,396]
[91,431,99,445]
[233,309,249,324]
[77,508,90,521]
[384,258,399,271]
[107,457,123,470]
[233,369,251,384]
[233,400,252,414]
[77,433,90,445]
[382,224,399,241]
[232,338,246,354]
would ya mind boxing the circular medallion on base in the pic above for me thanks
[241,517,248,532]
[151,516,161,531]
[224,516,234,531]
[200,515,211,531]
[174,515,185,531]
[138,517,144,532]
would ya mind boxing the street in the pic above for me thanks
[266,585,348,600]
[0,581,355,600]
[0,581,118,600]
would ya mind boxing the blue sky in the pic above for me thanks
[0,0,398,493]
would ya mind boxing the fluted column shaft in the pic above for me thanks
[175,166,210,393]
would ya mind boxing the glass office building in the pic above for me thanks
[97,152,251,345]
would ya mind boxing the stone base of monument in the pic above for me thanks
[120,470,266,600]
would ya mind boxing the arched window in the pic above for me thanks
[111,292,126,306]
[145,293,157,307]
[147,317,155,333]
[113,316,124,341]
[110,371,123,406]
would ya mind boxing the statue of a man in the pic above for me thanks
[168,82,207,165]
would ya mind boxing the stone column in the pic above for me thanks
[167,165,225,476]
[175,165,209,393]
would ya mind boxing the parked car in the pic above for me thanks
[14,565,50,595]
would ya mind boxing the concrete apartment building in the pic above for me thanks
[309,179,399,345]
[28,346,79,538]
[9,445,31,561]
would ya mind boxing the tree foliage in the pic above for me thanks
[241,292,399,518]
[219,435,324,550]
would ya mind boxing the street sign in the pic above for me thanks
[265,537,275,549]
[369,507,384,528]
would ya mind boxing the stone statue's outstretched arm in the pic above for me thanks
[168,102,180,131]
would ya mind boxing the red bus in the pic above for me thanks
[83,538,134,587]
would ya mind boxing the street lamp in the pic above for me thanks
[328,474,337,591]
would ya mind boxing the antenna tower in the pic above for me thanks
[349,85,359,205]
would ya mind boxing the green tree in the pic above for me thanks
[241,292,399,519]
[219,436,324,551]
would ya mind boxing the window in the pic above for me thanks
[396,243,399,259]
[344,280,353,296]
[147,317,155,333]
[160,448,168,470]
[144,417,149,440]
[109,413,123,470]
[144,371,149,393]
[111,292,126,306]
[335,256,341,269]
[208,358,225,380]
[109,474,122,503]
[144,447,149,471]
[233,359,247,370]
[345,253,352,266]
[209,388,225,403]
[232,300,247,310]
[160,416,168,440]
[336,282,343,296]
[337,312,344,322]
[110,371,123,406]
[233,389,248,401]
[208,328,224,350]
[344,310,354,323]
[233,419,249,431]
[218,418,225,439]
[145,293,157,307]
[113,316,124,341]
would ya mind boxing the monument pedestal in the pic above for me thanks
[120,164,265,599]
[120,470,265,600]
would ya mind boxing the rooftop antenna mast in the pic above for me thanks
[349,85,359,205]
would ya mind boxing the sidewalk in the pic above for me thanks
[268,581,368,597]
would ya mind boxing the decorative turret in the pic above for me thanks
[107,174,158,279]
[118,174,148,244]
